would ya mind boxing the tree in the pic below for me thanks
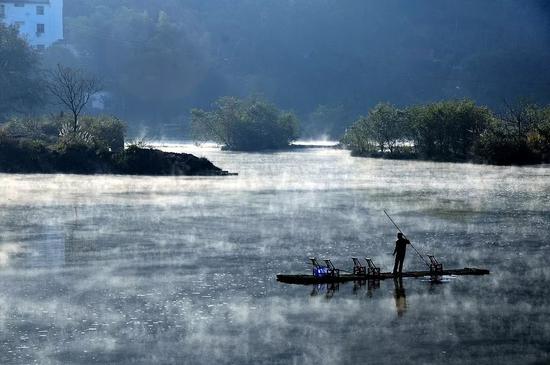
[343,99,497,161]
[47,64,101,132]
[341,103,408,156]
[340,120,376,155]
[0,23,44,119]
[191,97,299,151]
[407,100,493,160]
[368,103,408,154]
[475,102,550,164]
[79,115,126,153]
[61,6,211,122]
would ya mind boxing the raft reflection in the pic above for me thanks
[310,278,408,317]
[310,283,340,299]
[307,278,408,317]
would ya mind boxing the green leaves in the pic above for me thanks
[342,99,496,161]
[407,99,494,160]
[0,24,44,119]
[341,103,408,156]
[191,97,299,151]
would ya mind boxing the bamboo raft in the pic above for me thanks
[277,257,490,285]
[277,267,490,285]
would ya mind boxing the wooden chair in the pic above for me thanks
[428,255,443,274]
[365,257,381,278]
[323,259,340,277]
[310,257,328,277]
[310,257,323,269]
[352,257,366,275]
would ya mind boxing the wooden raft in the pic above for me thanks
[277,267,490,285]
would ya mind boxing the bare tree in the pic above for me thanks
[47,64,101,132]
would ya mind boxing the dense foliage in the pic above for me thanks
[2,1,550,138]
[2,115,125,153]
[475,103,550,165]
[0,24,44,119]
[191,97,299,151]
[1,115,114,173]
[407,100,492,161]
[0,116,223,175]
[56,7,208,124]
[38,0,550,137]
[341,103,409,157]
[341,100,550,165]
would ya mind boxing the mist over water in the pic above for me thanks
[0,145,549,364]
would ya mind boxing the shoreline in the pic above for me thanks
[0,144,236,176]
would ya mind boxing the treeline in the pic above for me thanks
[341,100,550,165]
[55,1,550,136]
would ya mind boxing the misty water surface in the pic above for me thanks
[0,145,549,364]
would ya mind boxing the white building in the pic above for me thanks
[0,0,63,49]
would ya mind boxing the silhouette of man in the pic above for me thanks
[393,232,410,275]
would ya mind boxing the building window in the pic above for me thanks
[36,23,45,34]
[14,3,24,7]
[36,44,45,51]
[36,6,44,15]
[0,5,5,18]
[14,21,24,29]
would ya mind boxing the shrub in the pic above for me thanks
[79,115,126,152]
[2,115,126,153]
[191,97,299,151]
[2,116,61,143]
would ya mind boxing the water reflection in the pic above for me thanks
[0,145,549,364]
[310,283,339,299]
[367,279,380,295]
[352,279,381,297]
[393,277,407,317]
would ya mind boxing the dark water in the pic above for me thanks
[0,144,549,364]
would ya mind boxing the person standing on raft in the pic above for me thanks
[393,232,410,275]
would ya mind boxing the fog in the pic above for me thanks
[45,0,550,137]
[0,146,549,363]
[2,1,550,363]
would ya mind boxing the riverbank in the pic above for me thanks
[347,149,550,166]
[0,141,232,176]
[341,100,550,166]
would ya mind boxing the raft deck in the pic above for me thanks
[277,267,490,285]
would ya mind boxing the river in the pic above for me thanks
[0,144,549,364]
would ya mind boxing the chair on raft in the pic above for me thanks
[310,257,328,277]
[428,255,443,274]
[365,257,381,278]
[323,259,340,277]
[352,257,366,276]
[310,257,324,270]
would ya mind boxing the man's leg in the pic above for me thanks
[393,256,399,274]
